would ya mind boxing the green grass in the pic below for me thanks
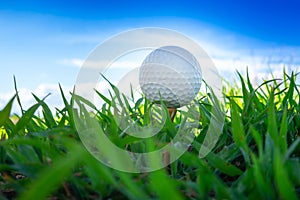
[0,70,300,199]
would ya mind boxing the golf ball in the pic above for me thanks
[139,46,202,108]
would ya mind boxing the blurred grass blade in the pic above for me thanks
[0,94,16,127]
[230,99,249,164]
[267,90,279,145]
[279,107,288,153]
[206,152,243,176]
[117,172,149,199]
[251,155,275,199]
[13,102,42,134]
[282,71,295,108]
[284,137,300,161]
[250,126,263,158]
[150,170,183,200]
[20,143,85,200]
[274,149,298,200]
[237,71,249,105]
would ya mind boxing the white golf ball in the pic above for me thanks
[139,46,202,108]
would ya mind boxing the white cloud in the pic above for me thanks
[58,58,143,69]
[58,58,84,68]
[201,42,300,84]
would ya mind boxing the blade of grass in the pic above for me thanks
[59,84,74,127]
[149,169,183,200]
[250,152,275,199]
[230,99,249,164]
[14,76,24,113]
[0,95,16,127]
[206,152,243,176]
[284,137,300,162]
[274,149,298,200]
[279,107,288,153]
[32,93,57,128]
[267,90,279,146]
[12,102,42,135]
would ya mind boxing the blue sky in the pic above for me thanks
[1,0,300,112]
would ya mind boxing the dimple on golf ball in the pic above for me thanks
[139,46,202,108]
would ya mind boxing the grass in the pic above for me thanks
[0,70,300,199]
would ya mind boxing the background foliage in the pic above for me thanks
[0,71,300,199]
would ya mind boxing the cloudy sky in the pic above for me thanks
[1,0,300,113]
